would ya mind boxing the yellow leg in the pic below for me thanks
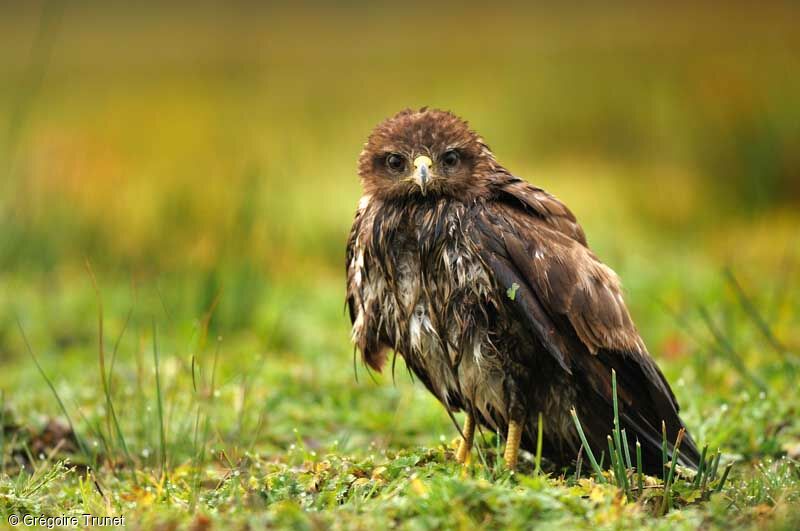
[504,420,523,470]
[456,413,475,464]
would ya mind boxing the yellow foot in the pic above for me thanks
[504,420,522,470]
[455,414,475,464]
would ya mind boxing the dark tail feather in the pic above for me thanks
[622,412,700,475]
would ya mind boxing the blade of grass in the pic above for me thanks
[109,307,133,384]
[190,405,203,512]
[16,317,91,461]
[769,238,798,323]
[661,421,668,480]
[352,346,359,384]
[237,372,252,438]
[659,428,685,516]
[574,445,583,482]
[85,260,109,443]
[495,427,501,476]
[621,429,632,470]
[154,281,173,326]
[197,290,222,353]
[724,267,796,364]
[74,406,110,465]
[698,306,767,392]
[86,260,132,468]
[710,449,721,482]
[570,407,605,483]
[534,412,543,476]
[716,462,733,493]
[608,435,630,498]
[610,370,631,497]
[152,320,167,480]
[700,450,717,497]
[188,290,223,396]
[607,436,620,484]
[191,354,198,394]
[192,336,222,508]
[693,445,709,489]
[473,425,491,473]
[636,440,643,498]
[211,336,221,400]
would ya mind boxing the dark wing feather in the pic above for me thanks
[477,178,699,470]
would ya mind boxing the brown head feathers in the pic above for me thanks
[358,108,500,201]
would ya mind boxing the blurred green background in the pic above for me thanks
[0,0,798,463]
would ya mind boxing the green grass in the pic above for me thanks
[1,2,800,529]
[1,258,798,529]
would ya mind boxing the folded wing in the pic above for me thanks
[475,176,699,471]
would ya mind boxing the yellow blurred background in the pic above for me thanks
[1,1,798,347]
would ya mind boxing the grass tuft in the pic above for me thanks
[152,320,167,482]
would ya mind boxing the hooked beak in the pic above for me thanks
[413,155,432,195]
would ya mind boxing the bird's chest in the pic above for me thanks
[368,207,494,367]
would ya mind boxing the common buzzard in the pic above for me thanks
[345,108,699,473]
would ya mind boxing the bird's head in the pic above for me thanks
[358,108,498,201]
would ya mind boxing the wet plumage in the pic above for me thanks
[346,108,699,473]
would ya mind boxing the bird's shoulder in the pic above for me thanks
[485,175,587,246]
[474,174,646,358]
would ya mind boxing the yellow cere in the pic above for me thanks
[413,155,433,170]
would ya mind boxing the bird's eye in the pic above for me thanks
[441,150,460,168]
[386,153,405,172]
